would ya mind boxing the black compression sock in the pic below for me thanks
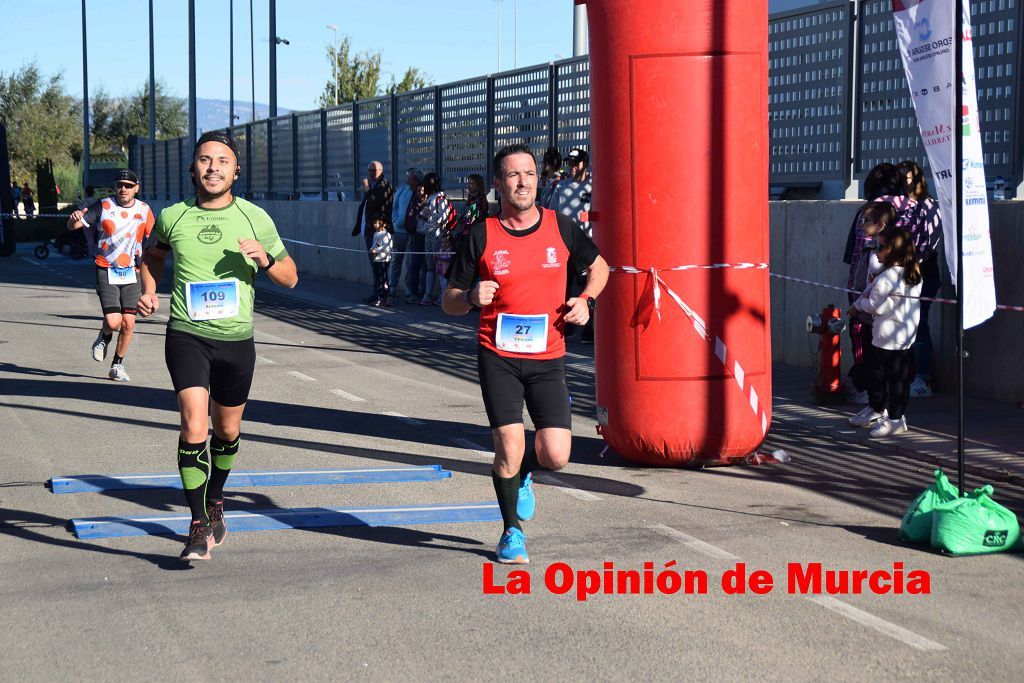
[207,434,240,501]
[491,471,521,531]
[112,354,124,366]
[177,439,211,523]
[519,448,545,479]
[102,331,113,344]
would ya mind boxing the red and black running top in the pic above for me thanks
[446,208,600,360]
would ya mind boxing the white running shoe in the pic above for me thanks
[109,364,130,382]
[909,377,933,398]
[849,406,887,428]
[91,331,109,362]
[869,415,908,438]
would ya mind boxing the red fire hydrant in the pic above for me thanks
[806,305,846,405]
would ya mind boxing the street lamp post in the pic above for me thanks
[249,0,255,122]
[326,24,339,106]
[269,0,277,118]
[229,0,234,127]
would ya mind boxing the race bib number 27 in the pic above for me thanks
[495,313,549,354]
[185,279,240,321]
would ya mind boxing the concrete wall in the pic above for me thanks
[770,200,1024,404]
[147,197,1024,403]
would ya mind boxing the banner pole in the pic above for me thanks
[954,0,965,497]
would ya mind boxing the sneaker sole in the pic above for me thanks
[179,550,212,561]
[496,555,530,565]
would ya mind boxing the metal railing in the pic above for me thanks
[134,1,1023,201]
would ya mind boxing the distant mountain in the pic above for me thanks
[196,98,294,133]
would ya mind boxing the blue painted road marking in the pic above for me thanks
[49,465,451,494]
[70,502,502,539]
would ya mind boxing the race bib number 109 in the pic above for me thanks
[185,279,240,321]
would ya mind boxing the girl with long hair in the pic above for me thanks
[849,228,923,437]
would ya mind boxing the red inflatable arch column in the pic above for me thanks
[582,0,772,465]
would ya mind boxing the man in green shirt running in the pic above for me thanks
[139,131,298,561]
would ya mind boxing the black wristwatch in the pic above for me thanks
[260,253,276,271]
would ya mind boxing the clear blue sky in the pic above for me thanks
[0,0,577,110]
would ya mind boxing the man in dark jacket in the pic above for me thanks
[351,160,394,302]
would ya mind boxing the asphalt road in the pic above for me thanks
[2,247,1022,682]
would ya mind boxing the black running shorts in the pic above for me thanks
[165,329,256,407]
[95,266,141,315]
[477,346,572,430]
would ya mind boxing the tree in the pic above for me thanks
[89,87,120,152]
[109,80,187,148]
[91,80,186,155]
[386,67,432,95]
[0,63,80,183]
[318,37,431,107]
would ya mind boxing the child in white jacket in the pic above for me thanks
[848,227,923,437]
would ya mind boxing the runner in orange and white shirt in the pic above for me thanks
[67,169,155,382]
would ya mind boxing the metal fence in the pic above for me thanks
[134,2,1024,201]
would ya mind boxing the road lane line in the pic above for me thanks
[288,371,316,382]
[649,524,741,560]
[534,473,600,501]
[806,596,947,651]
[256,355,276,365]
[253,328,480,400]
[330,388,366,402]
[453,438,492,457]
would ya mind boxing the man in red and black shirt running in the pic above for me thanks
[442,143,609,564]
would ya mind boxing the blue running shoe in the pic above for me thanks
[496,527,529,564]
[517,472,535,521]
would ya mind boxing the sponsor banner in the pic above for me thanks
[892,0,996,328]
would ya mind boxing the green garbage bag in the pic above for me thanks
[930,485,1022,555]
[899,469,959,544]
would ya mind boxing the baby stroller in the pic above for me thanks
[34,217,88,260]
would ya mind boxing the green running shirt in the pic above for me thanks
[154,197,288,341]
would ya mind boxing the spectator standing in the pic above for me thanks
[898,160,943,398]
[549,148,595,342]
[389,167,423,301]
[849,228,923,437]
[454,173,490,253]
[351,160,394,304]
[10,181,20,215]
[538,147,566,208]
[417,172,452,306]
[21,183,35,217]
[842,163,907,402]
[404,184,428,303]
[547,148,593,237]
[369,217,393,307]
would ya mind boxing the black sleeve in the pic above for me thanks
[82,200,102,227]
[556,212,600,273]
[446,222,487,289]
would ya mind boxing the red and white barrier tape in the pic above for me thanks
[611,262,1022,312]
[629,267,769,437]
[1,212,70,219]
